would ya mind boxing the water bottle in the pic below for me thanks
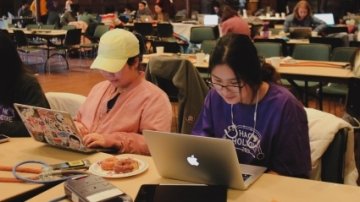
[262,22,270,39]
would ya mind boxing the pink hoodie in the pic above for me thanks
[75,77,172,155]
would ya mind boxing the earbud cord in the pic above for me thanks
[230,89,260,133]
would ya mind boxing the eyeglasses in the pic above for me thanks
[206,80,243,93]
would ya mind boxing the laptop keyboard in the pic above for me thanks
[242,174,251,181]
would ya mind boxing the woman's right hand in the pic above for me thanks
[74,121,89,137]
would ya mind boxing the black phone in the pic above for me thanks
[0,134,10,143]
[135,184,227,202]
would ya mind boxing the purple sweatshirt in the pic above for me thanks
[192,83,311,177]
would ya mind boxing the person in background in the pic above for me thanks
[74,29,172,155]
[219,5,250,37]
[211,1,221,16]
[65,0,73,12]
[156,0,176,19]
[153,3,170,23]
[0,32,50,137]
[18,1,32,17]
[100,7,123,29]
[136,0,153,21]
[46,0,61,26]
[60,3,78,26]
[30,0,48,24]
[122,3,136,17]
[192,33,311,178]
[283,0,326,33]
[79,9,98,25]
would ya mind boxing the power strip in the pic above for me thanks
[64,174,132,202]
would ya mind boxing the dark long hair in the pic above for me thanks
[0,32,26,105]
[209,33,279,99]
[219,5,238,22]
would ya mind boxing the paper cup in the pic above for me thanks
[311,31,318,37]
[196,52,206,63]
[156,46,164,54]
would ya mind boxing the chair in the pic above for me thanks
[40,24,56,29]
[321,128,348,183]
[61,25,76,30]
[306,108,356,184]
[189,26,218,52]
[90,25,110,43]
[254,42,283,58]
[26,24,41,29]
[291,43,331,109]
[253,38,288,56]
[292,43,331,61]
[200,39,217,55]
[320,47,359,103]
[13,30,45,68]
[45,92,86,117]
[45,29,82,72]
[331,47,358,67]
[152,41,181,53]
[145,56,209,134]
[189,26,217,44]
[81,24,110,57]
[134,22,154,38]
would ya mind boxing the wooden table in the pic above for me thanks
[2,138,360,202]
[275,60,354,109]
[29,152,360,201]
[0,138,95,201]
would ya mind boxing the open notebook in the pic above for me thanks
[14,103,102,153]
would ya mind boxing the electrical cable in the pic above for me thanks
[12,160,88,184]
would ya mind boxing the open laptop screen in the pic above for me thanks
[314,13,335,25]
[203,14,219,26]
[289,27,312,39]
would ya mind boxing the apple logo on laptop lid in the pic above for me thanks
[187,154,199,166]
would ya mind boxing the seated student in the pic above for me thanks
[74,29,172,155]
[220,5,250,37]
[0,32,50,137]
[283,0,326,33]
[100,7,123,29]
[153,3,170,23]
[18,1,32,17]
[60,3,78,26]
[79,9,99,25]
[30,0,48,24]
[135,0,153,21]
[192,33,311,178]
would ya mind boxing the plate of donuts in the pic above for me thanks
[89,156,149,178]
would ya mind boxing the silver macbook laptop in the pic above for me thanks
[143,130,266,190]
[14,103,108,153]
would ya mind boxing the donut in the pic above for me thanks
[100,157,119,171]
[113,158,139,174]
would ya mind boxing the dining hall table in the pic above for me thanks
[1,138,360,202]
